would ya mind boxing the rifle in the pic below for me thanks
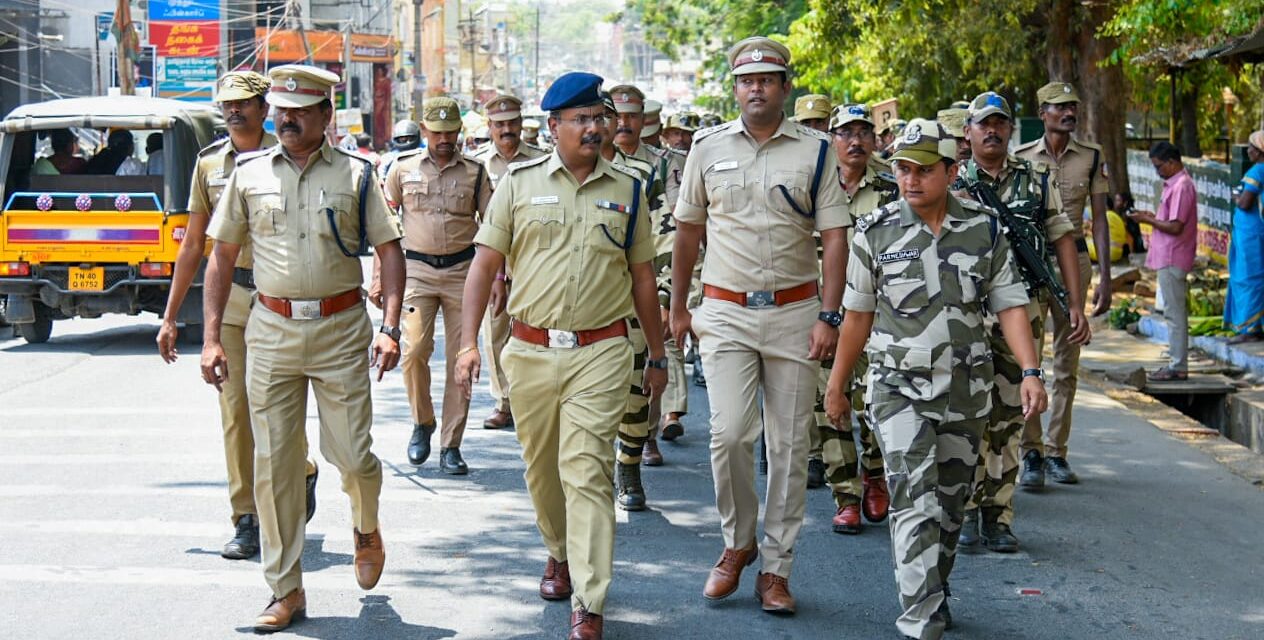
[965,181,1070,316]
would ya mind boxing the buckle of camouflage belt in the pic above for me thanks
[291,299,323,320]
[547,329,579,348]
[746,290,776,308]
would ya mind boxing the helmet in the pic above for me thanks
[391,120,421,151]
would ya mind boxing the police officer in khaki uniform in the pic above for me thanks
[378,97,492,475]
[641,99,664,148]
[472,93,547,431]
[455,72,667,640]
[157,71,318,560]
[1016,81,1112,488]
[670,37,849,614]
[201,64,405,632]
[791,94,831,132]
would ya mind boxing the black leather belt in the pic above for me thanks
[232,267,255,290]
[1075,237,1089,254]
[405,245,476,269]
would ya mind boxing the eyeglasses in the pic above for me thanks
[558,114,612,127]
[832,129,875,141]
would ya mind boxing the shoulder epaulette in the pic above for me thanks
[692,121,735,145]
[667,147,687,160]
[610,162,645,181]
[235,147,276,165]
[333,146,374,165]
[1014,139,1040,152]
[1074,138,1103,152]
[393,147,426,161]
[958,197,997,216]
[855,201,901,233]
[874,171,897,188]
[197,137,230,158]
[506,153,550,174]
[797,125,830,142]
[524,142,548,153]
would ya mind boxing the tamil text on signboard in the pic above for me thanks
[1127,148,1235,265]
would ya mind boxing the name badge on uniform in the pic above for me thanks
[877,249,920,264]
[711,161,738,172]
[531,195,560,205]
[207,177,228,187]
[595,199,628,213]
[404,171,423,183]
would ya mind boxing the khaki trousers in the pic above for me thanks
[482,297,513,414]
[402,260,472,448]
[502,335,633,615]
[220,284,313,524]
[246,303,383,598]
[692,297,818,578]
[1023,251,1091,459]
[661,337,688,416]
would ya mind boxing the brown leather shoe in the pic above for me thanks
[353,527,385,590]
[703,545,757,600]
[254,588,306,632]
[862,473,890,522]
[483,409,514,429]
[832,504,862,534]
[539,557,573,601]
[755,572,796,615]
[642,437,664,467]
[568,608,603,640]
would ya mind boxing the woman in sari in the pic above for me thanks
[1225,130,1264,342]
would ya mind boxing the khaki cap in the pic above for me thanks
[608,84,646,114]
[889,118,958,165]
[422,96,462,132]
[522,118,541,131]
[215,71,270,103]
[727,36,791,75]
[968,91,1012,123]
[665,112,701,132]
[266,64,340,108]
[642,99,663,136]
[936,108,969,138]
[830,103,874,130]
[1037,81,1080,105]
[792,94,831,122]
[484,94,523,122]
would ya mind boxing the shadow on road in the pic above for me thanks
[234,595,456,639]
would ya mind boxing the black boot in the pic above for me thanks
[807,458,826,489]
[439,447,469,475]
[959,508,981,550]
[1020,449,1045,490]
[305,462,318,524]
[758,437,768,476]
[936,584,954,629]
[981,508,1019,553]
[617,461,646,511]
[222,514,260,560]
[408,423,435,466]
[1045,456,1080,484]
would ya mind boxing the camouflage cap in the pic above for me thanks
[830,103,874,130]
[1037,81,1080,105]
[665,111,701,132]
[266,64,340,108]
[608,84,646,114]
[422,96,462,132]
[936,108,969,138]
[215,71,270,103]
[727,36,791,76]
[792,94,831,122]
[699,114,724,128]
[889,118,958,165]
[968,91,1012,123]
[484,93,523,122]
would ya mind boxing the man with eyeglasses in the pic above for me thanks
[670,36,848,615]
[812,102,895,535]
[455,71,667,640]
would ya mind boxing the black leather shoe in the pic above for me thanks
[959,508,981,550]
[806,458,826,489]
[407,423,435,466]
[1020,449,1045,490]
[982,519,1020,553]
[439,448,468,475]
[305,462,318,524]
[617,461,646,511]
[222,514,259,559]
[1045,456,1080,484]
[758,438,768,476]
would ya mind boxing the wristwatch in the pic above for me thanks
[818,311,843,328]
[379,324,401,342]
[1022,368,1045,381]
[646,356,669,370]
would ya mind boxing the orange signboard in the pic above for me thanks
[350,33,396,62]
[255,28,343,63]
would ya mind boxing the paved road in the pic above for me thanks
[1,297,1262,639]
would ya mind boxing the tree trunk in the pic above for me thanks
[1178,84,1203,157]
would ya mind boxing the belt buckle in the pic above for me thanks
[746,290,775,308]
[291,299,323,320]
[547,329,578,348]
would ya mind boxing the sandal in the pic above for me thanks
[1148,367,1188,381]
[1227,333,1263,345]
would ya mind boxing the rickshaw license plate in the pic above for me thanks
[69,267,105,291]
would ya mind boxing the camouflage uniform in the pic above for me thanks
[847,192,1029,639]
[817,162,897,509]
[646,143,689,420]
[956,155,1070,528]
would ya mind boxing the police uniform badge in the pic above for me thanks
[285,77,298,92]
[751,49,764,62]
[904,123,922,144]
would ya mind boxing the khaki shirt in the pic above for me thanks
[474,153,655,331]
[473,141,547,189]
[676,117,849,293]
[840,161,900,245]
[960,155,1073,243]
[208,142,402,300]
[845,197,1029,421]
[187,132,278,269]
[385,149,492,256]
[1015,136,1107,238]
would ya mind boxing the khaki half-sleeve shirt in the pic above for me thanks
[187,132,277,269]
[1015,136,1108,238]
[385,150,492,255]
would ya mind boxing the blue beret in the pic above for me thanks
[541,72,605,111]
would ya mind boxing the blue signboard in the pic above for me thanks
[148,0,220,21]
[159,57,218,82]
[96,12,113,41]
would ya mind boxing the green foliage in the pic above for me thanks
[1109,298,1142,330]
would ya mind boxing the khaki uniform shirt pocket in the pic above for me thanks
[705,168,746,213]
[247,192,286,237]
[522,205,564,249]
